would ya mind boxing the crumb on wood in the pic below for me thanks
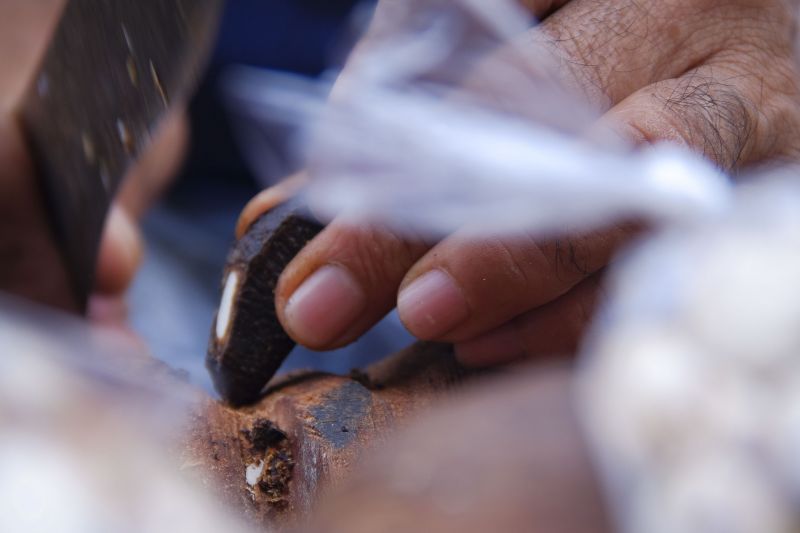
[258,445,294,506]
[246,419,288,452]
[242,419,294,507]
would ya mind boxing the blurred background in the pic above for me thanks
[127,0,415,393]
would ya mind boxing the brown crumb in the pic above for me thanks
[242,420,295,506]
[247,419,288,452]
[258,445,295,506]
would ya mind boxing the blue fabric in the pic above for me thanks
[212,0,362,74]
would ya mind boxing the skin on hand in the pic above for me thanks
[236,173,310,239]
[0,0,187,313]
[246,0,800,365]
[311,367,611,533]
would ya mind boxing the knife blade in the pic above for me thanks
[20,0,223,311]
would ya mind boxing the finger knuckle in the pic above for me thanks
[536,234,594,285]
[331,223,421,291]
[493,237,536,290]
[641,72,758,168]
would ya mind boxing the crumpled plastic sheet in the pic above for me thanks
[0,299,253,533]
[580,174,800,533]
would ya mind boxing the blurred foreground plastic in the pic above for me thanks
[0,297,252,533]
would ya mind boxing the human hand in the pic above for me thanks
[242,0,800,365]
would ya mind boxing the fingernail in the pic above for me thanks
[398,269,469,339]
[283,264,366,347]
[455,324,524,368]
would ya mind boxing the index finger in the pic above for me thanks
[397,222,639,342]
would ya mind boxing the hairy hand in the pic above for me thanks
[246,0,800,365]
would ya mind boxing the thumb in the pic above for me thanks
[95,204,143,296]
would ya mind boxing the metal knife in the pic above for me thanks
[20,0,223,311]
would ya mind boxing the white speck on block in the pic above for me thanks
[216,271,240,342]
